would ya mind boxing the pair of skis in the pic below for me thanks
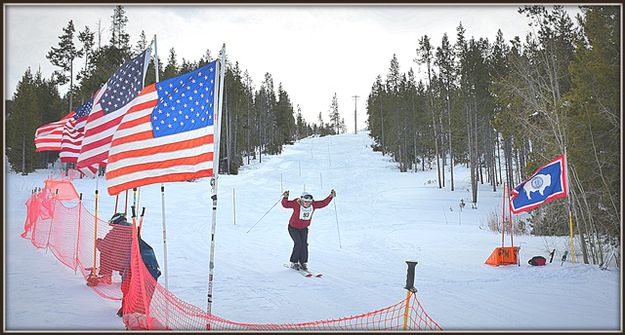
[283,264,322,277]
[549,249,569,266]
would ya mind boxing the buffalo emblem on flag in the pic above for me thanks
[524,173,552,199]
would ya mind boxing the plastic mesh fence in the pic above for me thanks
[22,180,443,331]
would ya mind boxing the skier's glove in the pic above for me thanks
[282,190,289,198]
[330,189,336,198]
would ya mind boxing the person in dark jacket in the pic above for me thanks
[91,213,133,285]
[281,189,335,270]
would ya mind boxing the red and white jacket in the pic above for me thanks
[281,195,333,229]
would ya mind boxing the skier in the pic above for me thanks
[88,213,132,286]
[281,189,336,271]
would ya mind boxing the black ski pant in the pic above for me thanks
[288,226,309,264]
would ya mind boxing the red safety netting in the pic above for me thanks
[22,179,443,331]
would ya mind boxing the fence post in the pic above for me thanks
[403,261,418,330]
[73,193,83,273]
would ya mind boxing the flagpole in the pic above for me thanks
[153,34,169,291]
[563,148,575,264]
[206,44,226,323]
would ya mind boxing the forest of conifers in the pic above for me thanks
[365,5,620,264]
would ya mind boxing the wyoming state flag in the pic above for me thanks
[510,155,567,214]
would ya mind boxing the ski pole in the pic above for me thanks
[246,196,282,234]
[138,207,146,233]
[333,198,342,249]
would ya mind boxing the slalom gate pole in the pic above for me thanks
[160,184,169,291]
[136,187,141,213]
[131,205,150,315]
[403,261,418,330]
[91,189,99,280]
[246,196,282,234]
[508,185,514,248]
[152,35,169,323]
[45,189,59,253]
[232,188,237,225]
[133,188,138,213]
[501,183,506,248]
[333,198,342,249]
[114,194,119,214]
[206,44,227,326]
[124,189,129,216]
[73,193,83,273]
[138,207,146,233]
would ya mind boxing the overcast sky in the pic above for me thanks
[4,4,582,131]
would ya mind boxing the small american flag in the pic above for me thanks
[76,48,151,169]
[59,99,99,178]
[59,99,93,163]
[105,60,219,196]
[35,112,75,152]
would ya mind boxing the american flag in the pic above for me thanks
[35,112,75,151]
[59,99,93,163]
[76,49,151,169]
[105,60,219,196]
[59,99,99,178]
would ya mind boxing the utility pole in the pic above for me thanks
[97,20,102,49]
[352,95,359,134]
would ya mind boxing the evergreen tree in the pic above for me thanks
[416,34,442,188]
[77,25,95,82]
[47,20,78,111]
[6,68,43,174]
[110,5,130,50]
[163,47,178,80]
[134,30,148,56]
[328,93,340,134]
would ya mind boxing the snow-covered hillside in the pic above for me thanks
[5,131,621,330]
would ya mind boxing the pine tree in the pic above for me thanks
[435,33,456,190]
[46,20,78,111]
[7,69,41,173]
[328,93,340,134]
[416,34,442,188]
[163,47,178,79]
[134,30,148,56]
[77,25,95,82]
[110,5,130,50]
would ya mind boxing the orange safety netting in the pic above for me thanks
[44,179,80,200]
[22,180,443,331]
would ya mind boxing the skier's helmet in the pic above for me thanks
[109,213,130,226]
[300,192,313,202]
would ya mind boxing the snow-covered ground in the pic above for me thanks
[5,131,621,330]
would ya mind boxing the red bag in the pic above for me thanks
[528,256,547,266]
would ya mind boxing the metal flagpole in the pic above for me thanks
[563,148,576,263]
[206,44,227,322]
[152,34,169,289]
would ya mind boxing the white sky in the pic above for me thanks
[4,4,582,131]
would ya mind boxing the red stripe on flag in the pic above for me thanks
[106,153,214,179]
[107,169,213,195]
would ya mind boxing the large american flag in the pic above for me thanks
[35,112,75,151]
[105,60,219,196]
[76,48,151,169]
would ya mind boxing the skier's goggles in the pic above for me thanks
[301,196,313,202]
